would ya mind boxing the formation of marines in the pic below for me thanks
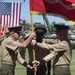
[0,23,74,75]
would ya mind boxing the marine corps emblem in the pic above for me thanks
[45,0,75,10]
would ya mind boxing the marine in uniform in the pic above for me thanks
[27,24,51,75]
[32,24,72,75]
[0,26,36,75]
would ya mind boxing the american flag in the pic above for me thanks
[0,2,22,36]
[0,0,24,2]
[0,2,22,28]
[0,2,11,15]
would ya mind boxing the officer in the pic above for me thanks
[34,24,51,75]
[0,26,36,75]
[32,24,72,75]
[27,24,51,75]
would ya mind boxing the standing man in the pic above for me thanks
[27,24,51,75]
[32,24,72,75]
[0,26,36,75]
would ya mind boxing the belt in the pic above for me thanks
[1,63,15,68]
[1,61,16,66]
[54,65,69,68]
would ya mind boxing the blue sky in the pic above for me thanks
[1,0,74,26]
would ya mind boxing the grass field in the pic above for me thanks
[15,49,75,75]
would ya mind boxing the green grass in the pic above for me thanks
[15,49,75,75]
[70,50,75,75]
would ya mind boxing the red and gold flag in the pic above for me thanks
[30,0,75,24]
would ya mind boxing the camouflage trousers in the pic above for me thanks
[53,65,71,75]
[0,64,15,75]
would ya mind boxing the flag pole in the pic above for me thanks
[30,14,36,75]
[42,14,51,34]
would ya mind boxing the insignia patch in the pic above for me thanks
[45,0,75,10]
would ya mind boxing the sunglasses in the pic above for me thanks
[14,31,20,36]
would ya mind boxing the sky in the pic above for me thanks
[1,0,75,27]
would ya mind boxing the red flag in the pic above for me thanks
[30,0,75,24]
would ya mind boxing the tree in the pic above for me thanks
[20,19,31,30]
